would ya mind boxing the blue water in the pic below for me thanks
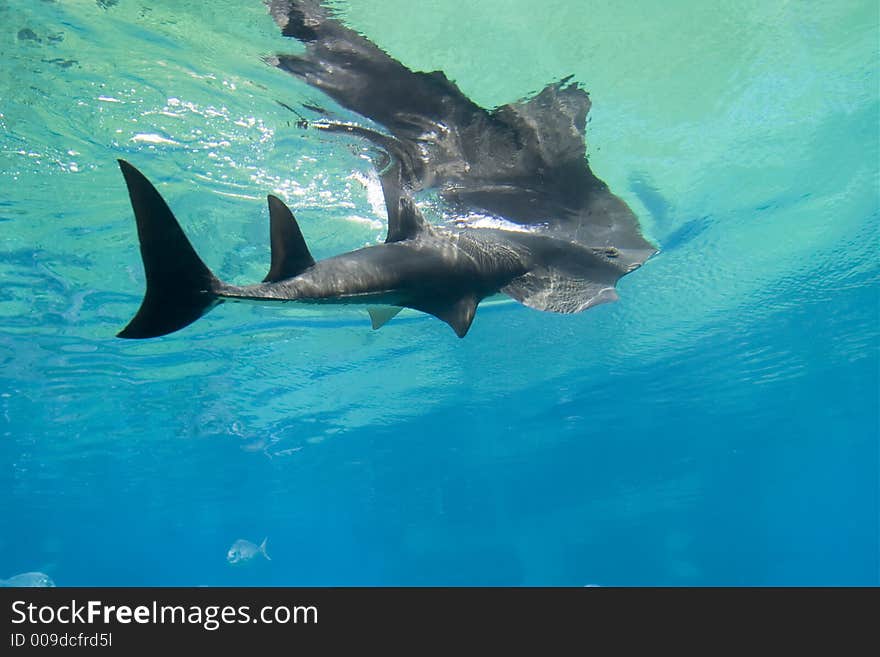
[1,1,878,586]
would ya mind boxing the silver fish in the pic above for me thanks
[226,538,271,565]
[0,571,55,587]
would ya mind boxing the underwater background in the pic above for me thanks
[0,0,877,585]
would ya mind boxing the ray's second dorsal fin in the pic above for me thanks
[263,195,316,282]
[386,196,430,243]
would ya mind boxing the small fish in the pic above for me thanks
[226,538,271,565]
[0,571,55,587]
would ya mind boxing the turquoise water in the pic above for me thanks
[1,0,877,585]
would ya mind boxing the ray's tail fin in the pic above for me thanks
[116,160,221,339]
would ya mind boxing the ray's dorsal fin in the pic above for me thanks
[409,295,479,338]
[386,196,430,243]
[367,306,402,329]
[263,195,316,283]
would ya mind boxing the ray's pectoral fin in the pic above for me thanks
[408,294,480,338]
[503,272,619,314]
[263,195,316,282]
[367,306,402,330]
[501,241,624,314]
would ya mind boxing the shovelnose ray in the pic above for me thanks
[114,2,657,339]
[115,159,642,338]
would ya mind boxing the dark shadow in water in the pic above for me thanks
[628,171,712,253]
